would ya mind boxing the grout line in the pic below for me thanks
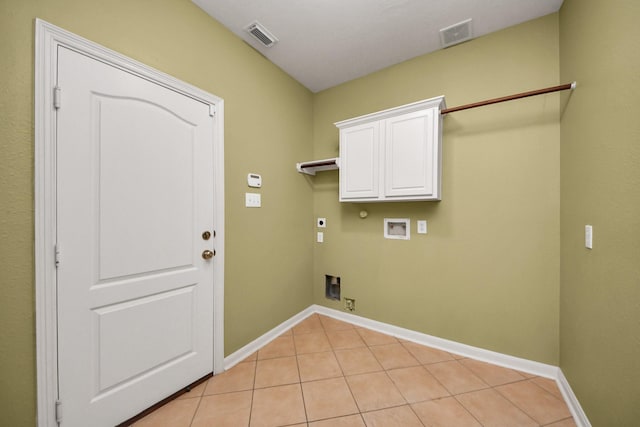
[187,394,204,427]
[246,355,258,427]
[294,343,309,424]
[450,393,486,426]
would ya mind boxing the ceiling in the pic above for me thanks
[192,0,563,93]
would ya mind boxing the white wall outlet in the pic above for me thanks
[317,232,324,243]
[317,217,327,228]
[417,220,427,234]
[245,193,261,208]
[585,225,593,249]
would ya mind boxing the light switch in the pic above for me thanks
[585,225,593,249]
[245,193,261,208]
[417,220,427,234]
[317,232,324,243]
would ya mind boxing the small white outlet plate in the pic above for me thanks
[585,225,593,249]
[317,217,326,228]
[245,193,261,208]
[417,220,427,234]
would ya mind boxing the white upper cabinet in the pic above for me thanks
[336,96,445,202]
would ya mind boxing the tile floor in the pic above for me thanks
[132,314,576,427]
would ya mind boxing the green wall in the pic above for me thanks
[3,0,639,424]
[0,0,313,424]
[312,14,561,365]
[559,0,640,425]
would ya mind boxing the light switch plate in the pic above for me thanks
[245,193,261,208]
[317,232,324,243]
[417,220,427,234]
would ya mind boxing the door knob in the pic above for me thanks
[202,249,215,260]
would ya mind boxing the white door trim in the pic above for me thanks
[34,19,225,427]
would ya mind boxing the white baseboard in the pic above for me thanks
[312,305,559,379]
[223,304,590,427]
[557,369,592,427]
[223,305,316,369]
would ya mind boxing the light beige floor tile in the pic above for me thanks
[139,315,576,427]
[334,347,383,375]
[386,366,450,403]
[191,391,252,427]
[132,397,200,427]
[518,370,538,379]
[425,361,488,395]
[254,356,300,389]
[240,352,258,363]
[302,377,359,421]
[369,343,420,370]
[411,397,481,427]
[496,379,572,424]
[546,417,578,427]
[361,405,423,427]
[458,358,525,386]
[319,315,355,331]
[355,327,398,346]
[297,351,343,382]
[532,376,563,399]
[325,329,367,350]
[401,342,455,365]
[258,335,296,360]
[175,379,208,400]
[250,384,307,427]
[204,362,256,395]
[294,331,332,354]
[293,315,323,335]
[309,414,365,426]
[457,388,537,427]
[346,372,406,412]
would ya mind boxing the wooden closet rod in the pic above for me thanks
[441,81,576,115]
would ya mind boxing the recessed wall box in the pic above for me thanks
[325,275,340,300]
[247,173,262,188]
[384,218,410,240]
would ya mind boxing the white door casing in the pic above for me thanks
[35,20,225,427]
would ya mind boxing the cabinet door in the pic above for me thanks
[340,121,380,200]
[384,108,439,199]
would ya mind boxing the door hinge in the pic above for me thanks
[55,400,62,423]
[53,86,61,109]
[209,104,215,117]
[54,244,60,268]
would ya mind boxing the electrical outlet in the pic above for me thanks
[345,298,355,312]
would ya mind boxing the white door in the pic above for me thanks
[339,122,380,201]
[384,109,436,198]
[56,46,215,426]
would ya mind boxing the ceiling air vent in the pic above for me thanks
[439,18,473,48]
[245,21,279,48]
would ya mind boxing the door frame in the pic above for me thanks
[34,19,225,427]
